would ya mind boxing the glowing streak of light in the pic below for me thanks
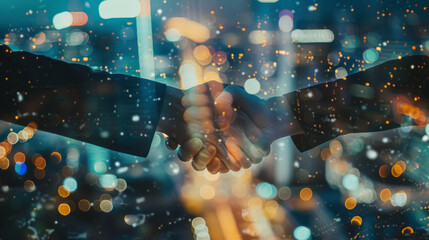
[216,204,242,240]
[136,0,155,80]
[165,18,210,43]
[291,29,335,43]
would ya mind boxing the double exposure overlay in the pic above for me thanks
[0,0,429,239]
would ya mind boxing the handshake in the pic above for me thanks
[157,81,303,174]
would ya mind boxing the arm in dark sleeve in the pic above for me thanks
[284,55,429,152]
[0,45,166,157]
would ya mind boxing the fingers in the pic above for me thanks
[215,85,268,129]
[192,144,216,171]
[177,138,203,162]
[182,93,210,107]
[214,91,236,130]
[184,106,212,122]
[218,161,229,173]
[206,157,221,174]
[238,136,265,164]
[225,137,252,169]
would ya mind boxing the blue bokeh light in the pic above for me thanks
[63,177,78,192]
[342,174,359,190]
[99,174,118,189]
[293,226,311,240]
[15,162,27,175]
[256,182,277,199]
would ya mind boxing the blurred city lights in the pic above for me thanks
[53,12,73,30]
[165,18,210,43]
[244,78,261,95]
[99,174,118,189]
[15,162,27,175]
[256,182,277,199]
[391,191,407,207]
[58,203,71,216]
[291,29,335,43]
[342,174,359,190]
[99,0,141,19]
[293,226,311,240]
[363,48,379,64]
[63,177,78,192]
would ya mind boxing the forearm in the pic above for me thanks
[0,45,166,157]
[285,55,429,152]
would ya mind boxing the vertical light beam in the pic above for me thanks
[136,0,155,80]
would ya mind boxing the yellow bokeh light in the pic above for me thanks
[35,157,46,170]
[351,216,362,226]
[193,45,212,65]
[199,185,215,200]
[248,197,263,208]
[380,188,392,202]
[300,188,313,201]
[100,200,113,213]
[379,165,389,178]
[264,200,279,220]
[58,203,71,216]
[345,197,357,210]
[0,157,10,170]
[0,146,5,158]
[24,180,35,192]
[78,199,91,212]
[14,152,25,163]
[329,140,343,155]
[58,185,70,198]
[402,226,414,235]
[391,164,403,177]
[50,152,62,164]
[165,17,210,43]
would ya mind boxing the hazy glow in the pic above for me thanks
[70,12,88,26]
[335,67,348,79]
[279,15,293,32]
[294,226,311,240]
[244,78,261,94]
[391,192,407,207]
[165,29,181,42]
[165,17,210,43]
[63,177,78,192]
[99,0,141,19]
[249,30,272,45]
[291,29,335,43]
[179,63,198,89]
[99,174,118,189]
[342,174,359,190]
[363,48,379,64]
[256,182,277,199]
[53,11,73,30]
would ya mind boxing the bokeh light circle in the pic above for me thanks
[244,78,261,95]
[293,226,311,240]
[63,177,78,192]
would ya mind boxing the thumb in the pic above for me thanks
[215,85,267,129]
[214,91,236,130]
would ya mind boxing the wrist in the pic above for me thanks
[267,96,304,140]
[157,86,187,140]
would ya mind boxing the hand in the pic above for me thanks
[160,81,266,173]
[214,85,303,158]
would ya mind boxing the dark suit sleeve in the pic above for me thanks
[0,45,166,157]
[285,55,429,152]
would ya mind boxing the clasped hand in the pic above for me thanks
[163,81,299,174]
